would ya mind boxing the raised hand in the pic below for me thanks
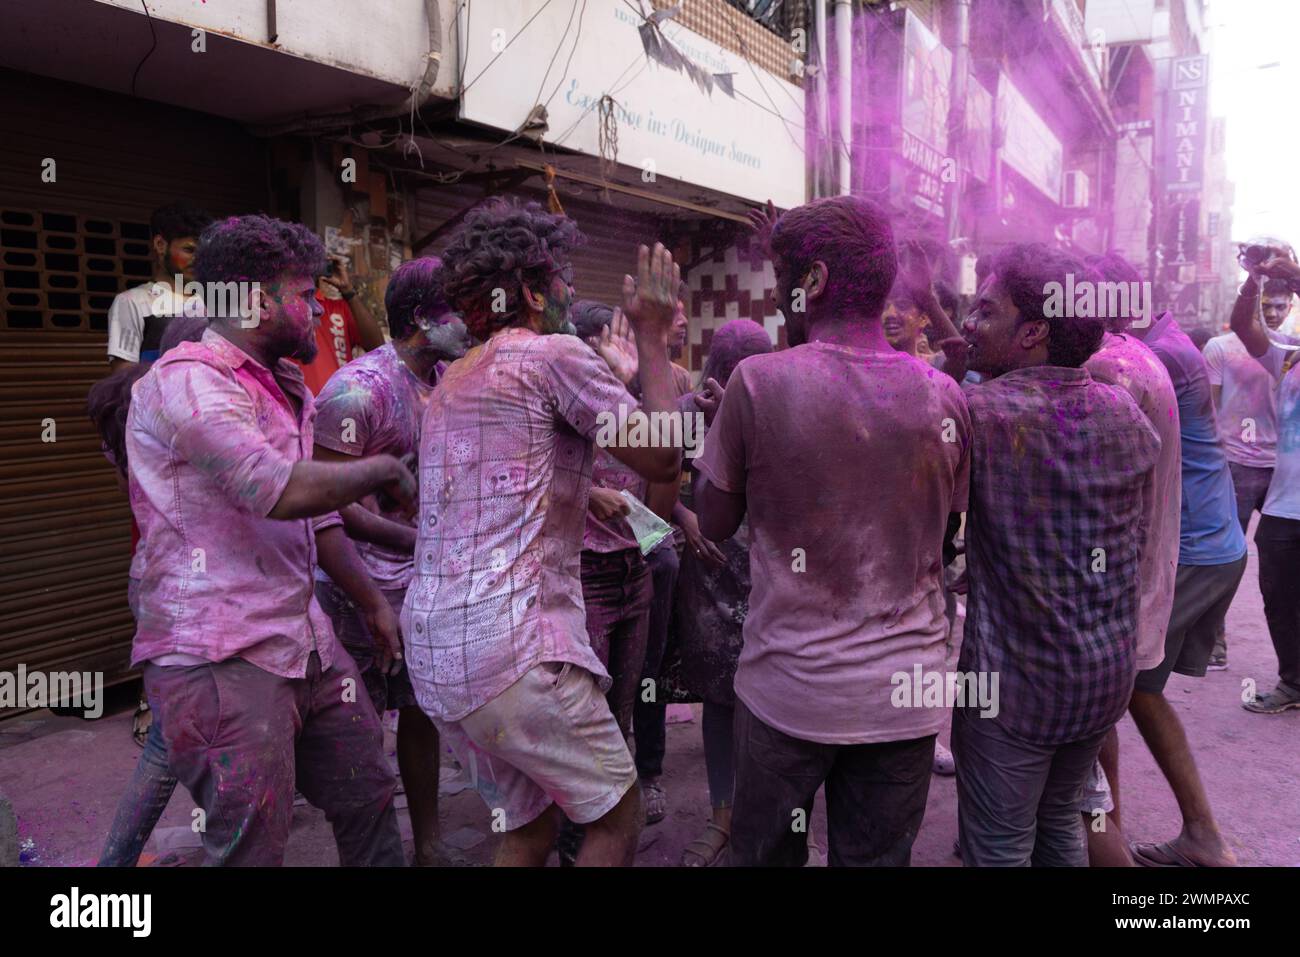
[622,243,680,342]
[747,199,778,257]
[318,255,354,296]
[899,239,935,304]
[589,307,638,385]
[1253,252,1300,285]
[694,376,725,427]
[937,336,970,383]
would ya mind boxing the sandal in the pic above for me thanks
[131,698,152,748]
[643,779,667,826]
[680,821,729,867]
[1243,685,1300,714]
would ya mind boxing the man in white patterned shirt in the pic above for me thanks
[402,200,682,866]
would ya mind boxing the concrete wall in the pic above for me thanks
[95,0,462,97]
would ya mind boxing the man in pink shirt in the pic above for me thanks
[127,215,418,866]
[694,195,971,866]
[313,256,471,866]
[401,199,682,867]
[1081,252,1183,865]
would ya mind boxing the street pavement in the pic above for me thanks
[2,516,1296,868]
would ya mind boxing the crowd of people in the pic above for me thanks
[85,193,1300,867]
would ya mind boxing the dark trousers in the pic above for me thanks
[633,541,678,777]
[580,548,652,737]
[952,706,1106,867]
[703,700,736,808]
[143,651,404,867]
[729,697,934,867]
[1256,514,1300,694]
[1229,462,1273,532]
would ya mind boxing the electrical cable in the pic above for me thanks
[460,0,557,97]
[129,0,159,97]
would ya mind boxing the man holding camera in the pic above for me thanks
[1229,244,1300,715]
[297,255,388,394]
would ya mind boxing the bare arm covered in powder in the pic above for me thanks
[269,454,414,521]
[696,482,745,542]
[1230,276,1271,359]
[692,374,747,543]
[899,240,967,378]
[313,444,418,551]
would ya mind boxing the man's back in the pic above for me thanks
[961,366,1160,745]
[1145,314,1246,565]
[402,328,636,722]
[694,341,970,745]
[1085,332,1182,670]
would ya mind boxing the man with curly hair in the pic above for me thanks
[401,199,682,866]
[126,214,417,866]
[312,256,471,865]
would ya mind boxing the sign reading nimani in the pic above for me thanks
[1163,54,1208,193]
[457,0,805,209]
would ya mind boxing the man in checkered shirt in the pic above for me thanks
[949,244,1161,867]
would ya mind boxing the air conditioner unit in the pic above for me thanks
[1063,170,1090,209]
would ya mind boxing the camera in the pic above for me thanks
[1237,240,1296,271]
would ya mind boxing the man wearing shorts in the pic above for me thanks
[401,200,682,866]
[1126,308,1246,868]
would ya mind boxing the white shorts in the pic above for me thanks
[435,662,637,830]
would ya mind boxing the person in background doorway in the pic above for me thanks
[107,202,213,372]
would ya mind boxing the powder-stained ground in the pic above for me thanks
[3,517,1296,868]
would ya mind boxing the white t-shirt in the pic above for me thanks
[1204,331,1299,468]
[1258,342,1300,520]
[106,283,203,364]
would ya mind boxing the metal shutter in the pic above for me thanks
[412,179,664,309]
[0,69,269,696]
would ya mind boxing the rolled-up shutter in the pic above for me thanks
[0,69,269,696]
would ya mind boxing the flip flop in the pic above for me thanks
[1130,841,1206,868]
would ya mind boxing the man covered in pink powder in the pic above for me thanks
[313,256,472,866]
[692,195,972,866]
[1079,251,1183,866]
[950,245,1160,867]
[401,199,682,867]
[127,214,417,866]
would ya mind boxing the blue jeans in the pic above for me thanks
[98,712,177,867]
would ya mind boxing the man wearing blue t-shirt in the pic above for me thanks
[1125,310,1246,868]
